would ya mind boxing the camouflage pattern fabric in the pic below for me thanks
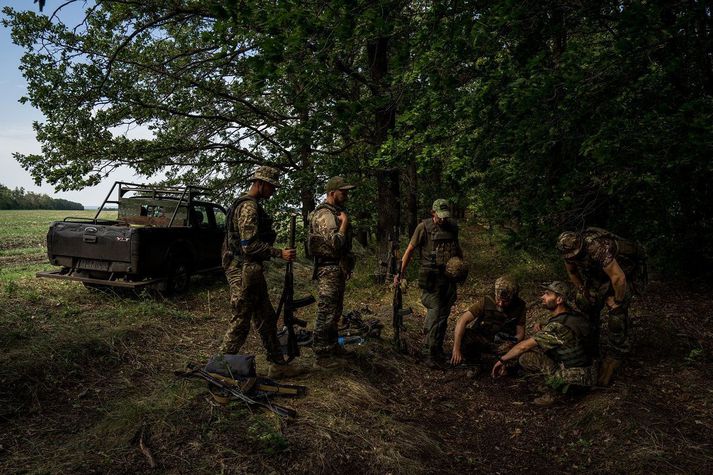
[519,348,596,387]
[309,204,351,262]
[421,281,457,357]
[220,260,282,361]
[313,265,346,354]
[567,230,634,358]
[466,295,526,339]
[219,195,281,360]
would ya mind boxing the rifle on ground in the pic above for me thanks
[275,214,316,362]
[182,363,297,418]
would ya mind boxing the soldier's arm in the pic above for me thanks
[451,309,477,364]
[564,261,585,290]
[603,258,627,306]
[316,210,348,252]
[515,324,526,342]
[491,337,538,378]
[238,202,281,260]
[399,223,425,277]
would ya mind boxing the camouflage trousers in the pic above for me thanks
[313,265,346,355]
[220,258,282,362]
[519,349,596,387]
[420,281,457,357]
[460,329,514,361]
[577,282,633,358]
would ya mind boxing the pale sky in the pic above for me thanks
[0,0,153,207]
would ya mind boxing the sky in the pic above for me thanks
[0,0,151,207]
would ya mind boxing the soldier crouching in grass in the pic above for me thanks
[491,281,596,406]
[450,276,526,375]
[219,166,301,379]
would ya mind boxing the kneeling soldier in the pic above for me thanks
[491,281,596,406]
[450,276,526,370]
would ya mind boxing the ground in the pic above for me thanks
[1,210,711,474]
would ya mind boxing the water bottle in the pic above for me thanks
[337,336,365,346]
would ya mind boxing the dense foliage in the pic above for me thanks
[4,1,712,271]
[0,184,83,210]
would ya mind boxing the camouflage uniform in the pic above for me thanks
[220,170,283,362]
[409,199,463,359]
[460,294,526,361]
[560,229,635,357]
[309,178,356,355]
[519,309,596,387]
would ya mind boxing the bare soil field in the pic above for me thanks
[0,210,711,474]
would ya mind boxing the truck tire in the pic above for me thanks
[167,256,191,294]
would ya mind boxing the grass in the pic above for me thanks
[1,210,712,473]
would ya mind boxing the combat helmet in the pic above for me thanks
[556,231,583,259]
[445,256,469,283]
[494,276,519,301]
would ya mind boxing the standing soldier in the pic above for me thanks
[556,228,645,385]
[219,166,299,378]
[491,281,596,406]
[395,199,464,368]
[308,176,357,368]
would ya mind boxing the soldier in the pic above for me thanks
[395,199,464,368]
[450,276,526,371]
[308,176,357,368]
[556,228,645,385]
[491,281,596,406]
[219,166,299,378]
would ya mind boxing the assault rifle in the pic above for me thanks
[389,229,412,352]
[393,281,413,352]
[276,214,316,362]
[182,363,297,418]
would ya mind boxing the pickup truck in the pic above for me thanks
[37,182,226,293]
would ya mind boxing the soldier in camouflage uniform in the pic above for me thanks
[308,176,357,368]
[491,281,596,406]
[450,276,526,369]
[396,199,463,368]
[557,228,642,385]
[219,166,299,378]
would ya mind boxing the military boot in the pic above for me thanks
[597,356,622,386]
[267,362,305,379]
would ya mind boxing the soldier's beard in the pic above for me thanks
[542,299,558,311]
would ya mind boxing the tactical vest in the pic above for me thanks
[572,227,647,290]
[224,195,277,260]
[545,311,592,368]
[477,296,525,337]
[307,203,352,261]
[418,218,459,289]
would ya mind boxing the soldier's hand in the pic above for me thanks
[281,248,296,262]
[533,322,542,333]
[393,273,401,287]
[338,211,349,226]
[491,360,506,379]
[450,349,463,365]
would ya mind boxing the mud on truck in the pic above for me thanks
[37,182,226,294]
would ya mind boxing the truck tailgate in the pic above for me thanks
[48,222,133,263]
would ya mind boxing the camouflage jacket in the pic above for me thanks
[309,203,352,260]
[224,195,280,262]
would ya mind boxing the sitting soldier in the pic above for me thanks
[491,281,596,406]
[450,276,526,371]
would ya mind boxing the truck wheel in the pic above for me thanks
[168,257,191,294]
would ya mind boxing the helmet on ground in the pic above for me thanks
[556,231,583,259]
[445,257,469,283]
